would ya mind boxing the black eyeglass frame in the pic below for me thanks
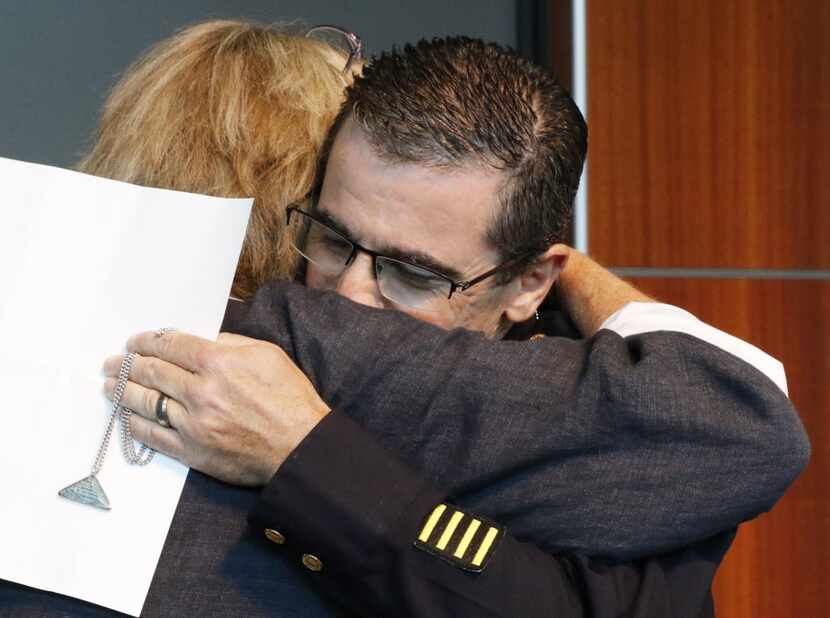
[287,206,527,301]
[304,25,364,75]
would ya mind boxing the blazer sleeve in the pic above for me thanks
[231,281,809,560]
[249,411,733,618]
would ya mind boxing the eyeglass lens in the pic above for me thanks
[291,213,450,311]
[305,26,359,73]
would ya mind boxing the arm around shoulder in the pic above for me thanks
[232,280,810,559]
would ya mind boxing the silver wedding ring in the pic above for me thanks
[155,393,171,428]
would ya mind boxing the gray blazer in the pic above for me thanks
[0,282,809,616]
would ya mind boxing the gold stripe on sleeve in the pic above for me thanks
[471,526,500,567]
[436,511,465,550]
[453,518,482,558]
[418,504,447,542]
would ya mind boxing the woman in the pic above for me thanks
[5,19,359,617]
[78,19,354,299]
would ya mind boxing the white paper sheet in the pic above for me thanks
[0,157,253,616]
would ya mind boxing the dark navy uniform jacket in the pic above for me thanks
[1,282,809,617]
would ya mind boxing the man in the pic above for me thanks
[5,38,807,616]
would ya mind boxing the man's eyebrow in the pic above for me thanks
[314,206,464,281]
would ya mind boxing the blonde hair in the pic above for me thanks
[78,19,350,299]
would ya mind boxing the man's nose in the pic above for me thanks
[336,252,385,309]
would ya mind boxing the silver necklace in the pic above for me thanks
[58,352,154,510]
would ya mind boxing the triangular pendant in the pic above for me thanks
[58,475,111,510]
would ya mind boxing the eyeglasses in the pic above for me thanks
[304,25,363,75]
[287,206,524,312]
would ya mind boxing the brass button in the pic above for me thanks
[301,553,323,572]
[264,529,285,545]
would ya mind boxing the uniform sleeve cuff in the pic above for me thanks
[249,410,446,575]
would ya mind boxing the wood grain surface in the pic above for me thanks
[626,277,828,617]
[587,0,830,268]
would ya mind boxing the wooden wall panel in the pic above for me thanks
[579,3,827,614]
[587,1,830,268]
[626,277,829,617]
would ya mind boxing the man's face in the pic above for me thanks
[305,119,517,337]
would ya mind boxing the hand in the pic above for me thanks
[102,331,330,486]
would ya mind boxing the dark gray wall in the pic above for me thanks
[0,1,517,168]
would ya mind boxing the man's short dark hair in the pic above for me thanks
[317,36,587,279]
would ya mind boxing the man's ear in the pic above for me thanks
[503,244,570,324]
